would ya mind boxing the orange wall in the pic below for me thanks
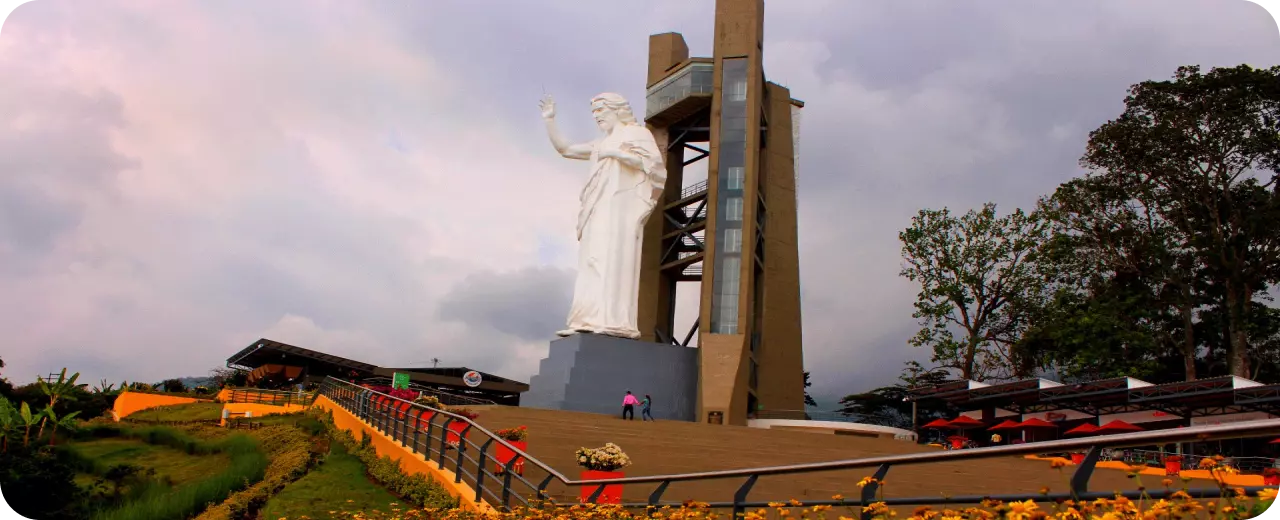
[220,402,308,425]
[312,396,496,514]
[112,391,206,420]
[1026,456,1266,487]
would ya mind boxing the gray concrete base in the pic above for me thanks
[522,333,699,421]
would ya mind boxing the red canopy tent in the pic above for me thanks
[922,418,952,429]
[1064,423,1099,436]
[1096,420,1144,434]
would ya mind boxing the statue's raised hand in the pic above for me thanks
[539,94,556,120]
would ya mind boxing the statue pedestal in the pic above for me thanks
[523,333,698,421]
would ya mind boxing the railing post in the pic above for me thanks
[501,464,516,510]
[455,424,473,483]
[859,464,891,520]
[400,404,412,444]
[439,417,455,466]
[536,475,555,503]
[732,474,759,519]
[424,414,438,459]
[1070,446,1103,498]
[476,438,495,502]
[411,408,427,454]
[648,480,671,508]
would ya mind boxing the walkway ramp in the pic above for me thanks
[468,405,1145,505]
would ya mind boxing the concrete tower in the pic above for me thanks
[638,0,806,426]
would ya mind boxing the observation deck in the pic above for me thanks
[645,59,714,127]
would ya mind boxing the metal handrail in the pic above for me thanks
[317,377,1279,515]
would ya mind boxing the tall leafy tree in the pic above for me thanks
[1081,64,1280,377]
[1024,172,1202,381]
[900,203,1051,381]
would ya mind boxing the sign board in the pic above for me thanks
[462,370,483,388]
[392,372,411,390]
[1046,412,1067,422]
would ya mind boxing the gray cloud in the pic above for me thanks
[438,267,574,343]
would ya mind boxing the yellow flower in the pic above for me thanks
[1050,459,1067,469]
[1198,458,1217,469]
[831,494,844,501]
[1258,488,1279,501]
[1038,486,1049,495]
[1160,478,1172,488]
[857,477,878,488]
[789,499,804,507]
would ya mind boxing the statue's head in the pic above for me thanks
[591,93,637,133]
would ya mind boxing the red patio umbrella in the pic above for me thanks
[947,416,986,429]
[922,418,952,429]
[1096,420,1144,434]
[988,419,1023,431]
[1064,423,1099,436]
[1269,438,1280,444]
[1016,418,1059,430]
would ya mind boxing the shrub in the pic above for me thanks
[0,444,91,520]
[575,443,631,472]
[415,395,443,409]
[494,426,528,442]
[448,408,480,420]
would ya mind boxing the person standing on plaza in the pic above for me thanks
[641,394,654,421]
[622,391,639,420]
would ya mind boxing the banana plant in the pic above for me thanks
[18,402,37,448]
[43,408,80,446]
[0,397,16,453]
[92,379,117,394]
[36,368,80,440]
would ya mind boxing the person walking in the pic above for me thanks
[641,394,654,421]
[622,391,639,420]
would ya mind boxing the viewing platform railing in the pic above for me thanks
[317,377,1279,517]
[223,387,316,407]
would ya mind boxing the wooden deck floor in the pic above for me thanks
[461,405,1147,508]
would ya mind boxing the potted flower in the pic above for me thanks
[1164,455,1183,476]
[412,395,443,430]
[1264,467,1279,486]
[444,408,480,446]
[575,443,631,504]
[493,426,529,476]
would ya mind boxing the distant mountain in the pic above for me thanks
[176,376,215,388]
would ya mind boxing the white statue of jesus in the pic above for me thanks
[540,93,666,340]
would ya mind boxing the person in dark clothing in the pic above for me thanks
[622,390,639,420]
[641,394,653,421]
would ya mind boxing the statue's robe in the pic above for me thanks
[565,124,666,339]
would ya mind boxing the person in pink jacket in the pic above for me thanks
[622,391,639,420]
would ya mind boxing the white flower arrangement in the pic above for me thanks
[575,443,632,472]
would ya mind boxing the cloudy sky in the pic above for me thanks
[0,0,1276,403]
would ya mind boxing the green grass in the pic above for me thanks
[92,433,268,520]
[68,438,231,487]
[128,402,225,422]
[260,442,403,519]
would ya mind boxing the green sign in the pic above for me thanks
[392,372,410,390]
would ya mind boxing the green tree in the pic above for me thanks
[900,203,1051,381]
[159,378,186,393]
[837,362,952,429]
[1022,172,1201,381]
[1081,64,1280,377]
[35,368,80,440]
[803,371,817,408]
